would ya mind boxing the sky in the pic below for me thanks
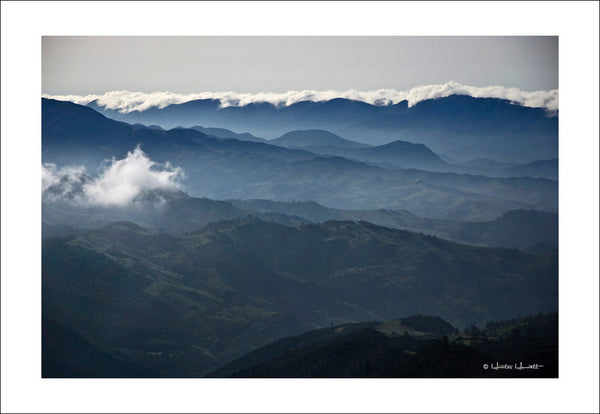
[42,36,558,95]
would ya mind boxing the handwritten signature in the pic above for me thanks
[483,362,544,370]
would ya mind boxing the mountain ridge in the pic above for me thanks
[270,129,371,149]
[43,98,557,221]
[303,139,449,170]
[208,313,557,378]
[43,216,557,375]
[83,94,558,163]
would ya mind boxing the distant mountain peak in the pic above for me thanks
[380,140,427,149]
[270,129,371,149]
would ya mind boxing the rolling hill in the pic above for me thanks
[43,218,557,376]
[209,313,557,378]
[230,199,558,250]
[43,184,557,251]
[42,188,308,238]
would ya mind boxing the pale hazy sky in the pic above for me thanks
[42,36,558,95]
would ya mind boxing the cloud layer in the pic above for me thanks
[43,146,184,207]
[43,81,558,114]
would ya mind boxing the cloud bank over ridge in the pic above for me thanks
[43,146,184,207]
[44,81,558,114]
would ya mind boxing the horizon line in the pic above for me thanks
[42,81,559,114]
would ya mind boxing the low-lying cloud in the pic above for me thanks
[43,146,184,207]
[43,81,558,114]
[42,164,87,193]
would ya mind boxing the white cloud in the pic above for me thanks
[42,146,184,207]
[42,163,61,191]
[401,81,559,112]
[43,81,558,114]
[42,163,87,195]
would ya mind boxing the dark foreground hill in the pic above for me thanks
[43,218,557,376]
[209,313,557,378]
[42,317,159,377]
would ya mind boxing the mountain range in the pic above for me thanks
[43,185,557,252]
[194,125,558,179]
[43,98,557,220]
[43,218,557,376]
[87,95,558,163]
[290,138,451,171]
[229,198,558,251]
[42,92,559,378]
